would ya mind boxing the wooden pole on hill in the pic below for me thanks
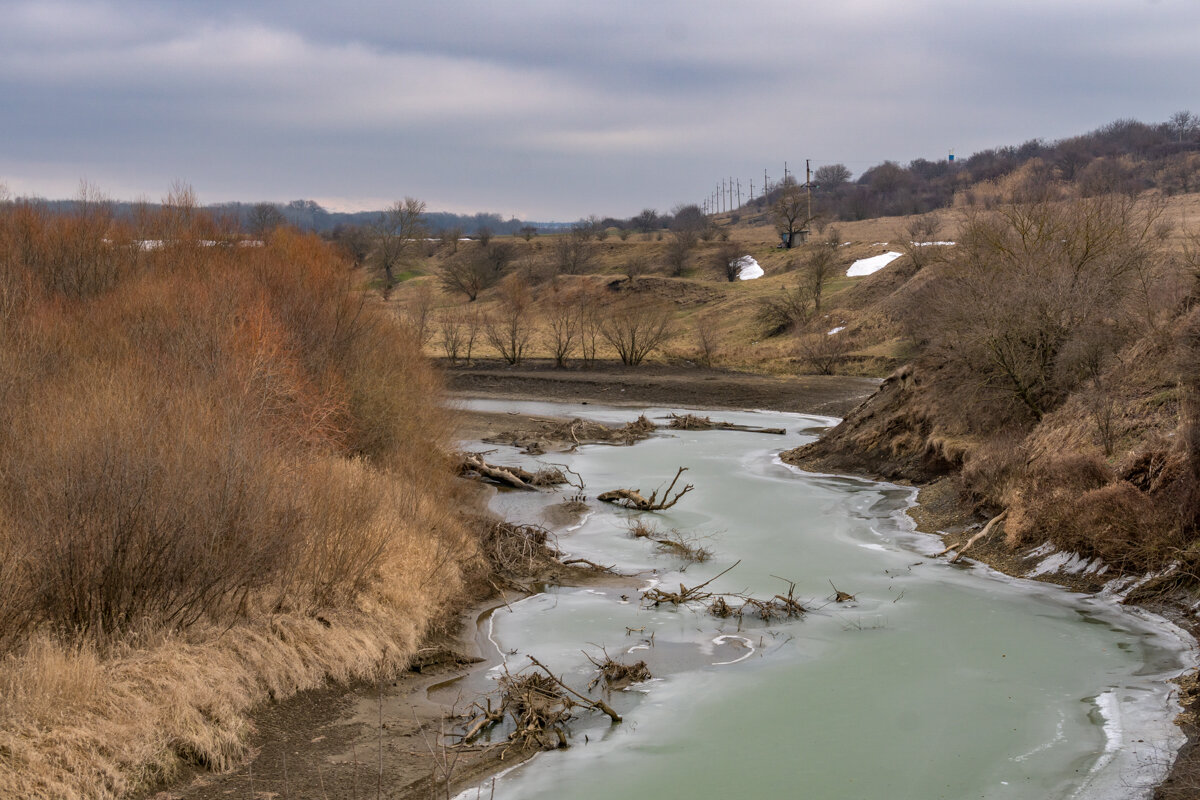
[806,159,813,229]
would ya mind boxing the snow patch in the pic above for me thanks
[1028,551,1094,578]
[847,251,902,277]
[910,241,956,246]
[736,255,764,280]
[827,326,845,335]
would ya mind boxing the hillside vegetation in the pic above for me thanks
[786,189,1200,583]
[0,190,480,797]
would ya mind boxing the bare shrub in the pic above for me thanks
[960,434,1027,509]
[694,311,721,367]
[599,297,674,366]
[439,310,466,363]
[757,283,813,337]
[714,240,741,282]
[795,328,850,374]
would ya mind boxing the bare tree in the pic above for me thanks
[554,228,596,274]
[247,202,285,239]
[665,231,697,277]
[463,306,482,364]
[483,240,516,275]
[714,240,742,282]
[440,249,495,301]
[483,275,534,365]
[331,224,372,266]
[477,226,493,247]
[625,254,649,285]
[578,287,604,367]
[600,298,674,366]
[1169,110,1200,144]
[670,204,706,235]
[543,284,583,368]
[802,233,840,311]
[519,225,538,241]
[370,197,426,297]
[772,182,812,249]
[632,208,659,234]
[813,163,852,190]
[439,226,463,254]
[400,282,435,347]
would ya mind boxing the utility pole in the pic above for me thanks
[737,179,742,209]
[764,169,769,197]
[750,179,755,200]
[784,161,789,184]
[728,176,733,212]
[805,158,813,231]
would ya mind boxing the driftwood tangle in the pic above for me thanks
[599,466,694,510]
[667,413,785,435]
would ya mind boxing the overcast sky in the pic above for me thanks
[2,0,1198,220]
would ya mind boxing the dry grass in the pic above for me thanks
[0,196,478,798]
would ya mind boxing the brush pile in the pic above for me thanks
[586,653,652,691]
[478,520,558,579]
[666,413,785,435]
[460,657,621,751]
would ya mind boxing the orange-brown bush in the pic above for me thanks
[0,196,474,797]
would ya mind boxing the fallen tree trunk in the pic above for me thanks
[942,511,1008,563]
[461,452,536,489]
[459,453,571,490]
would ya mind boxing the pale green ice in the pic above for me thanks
[451,400,1193,800]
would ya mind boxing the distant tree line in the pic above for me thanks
[16,196,535,237]
[738,112,1200,222]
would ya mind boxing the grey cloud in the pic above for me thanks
[2,0,1199,218]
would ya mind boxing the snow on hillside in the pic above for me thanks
[736,256,764,280]
[847,251,902,277]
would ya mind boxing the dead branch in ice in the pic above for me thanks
[598,466,694,510]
